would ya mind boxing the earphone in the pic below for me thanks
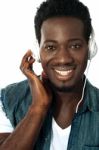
[88,29,98,60]
[75,60,91,113]
[76,29,98,113]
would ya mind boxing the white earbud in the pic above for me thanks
[88,29,98,60]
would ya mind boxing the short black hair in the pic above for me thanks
[34,0,92,44]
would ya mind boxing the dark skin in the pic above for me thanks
[0,17,89,149]
[40,17,88,128]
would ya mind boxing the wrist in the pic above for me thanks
[28,104,49,116]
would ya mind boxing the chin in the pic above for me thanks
[49,79,77,92]
[54,85,75,92]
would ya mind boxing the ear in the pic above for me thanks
[42,71,48,78]
[88,37,98,60]
[88,28,98,60]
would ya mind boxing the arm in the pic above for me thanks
[0,105,49,150]
[0,50,52,150]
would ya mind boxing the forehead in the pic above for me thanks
[41,17,85,41]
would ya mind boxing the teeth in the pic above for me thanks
[55,69,72,76]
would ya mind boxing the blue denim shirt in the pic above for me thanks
[1,79,99,150]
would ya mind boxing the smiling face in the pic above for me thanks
[40,17,88,91]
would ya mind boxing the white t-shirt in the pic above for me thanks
[0,95,14,133]
[50,118,71,150]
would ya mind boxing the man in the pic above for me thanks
[0,0,99,149]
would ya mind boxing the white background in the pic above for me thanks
[0,0,99,88]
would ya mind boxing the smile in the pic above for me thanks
[54,69,74,81]
[55,69,72,76]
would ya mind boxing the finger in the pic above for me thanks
[20,55,37,80]
[21,50,34,66]
[28,56,35,64]
[20,50,39,82]
[21,61,36,79]
[20,50,35,71]
[21,59,34,74]
[23,49,33,60]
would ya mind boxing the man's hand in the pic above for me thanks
[20,50,52,110]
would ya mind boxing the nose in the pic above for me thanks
[56,47,74,64]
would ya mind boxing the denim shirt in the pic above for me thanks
[1,79,99,150]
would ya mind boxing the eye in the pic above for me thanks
[45,45,56,51]
[69,43,82,50]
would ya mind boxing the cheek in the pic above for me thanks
[77,56,88,74]
[41,63,46,71]
[40,55,48,72]
[40,59,46,71]
[81,54,88,68]
[74,50,88,64]
[40,50,51,70]
[72,51,88,75]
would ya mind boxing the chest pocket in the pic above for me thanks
[83,146,99,150]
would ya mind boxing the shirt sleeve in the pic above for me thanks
[0,90,14,133]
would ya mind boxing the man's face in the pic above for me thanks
[39,17,88,91]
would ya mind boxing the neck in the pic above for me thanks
[52,79,84,106]
[51,80,85,128]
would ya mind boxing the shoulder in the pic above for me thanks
[86,80,99,111]
[1,79,32,108]
[1,80,29,95]
[1,79,31,104]
[87,80,99,96]
[0,80,32,127]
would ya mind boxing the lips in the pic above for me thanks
[55,69,72,76]
[53,66,75,81]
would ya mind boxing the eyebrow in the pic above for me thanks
[44,38,83,44]
[68,38,83,42]
[44,40,58,44]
